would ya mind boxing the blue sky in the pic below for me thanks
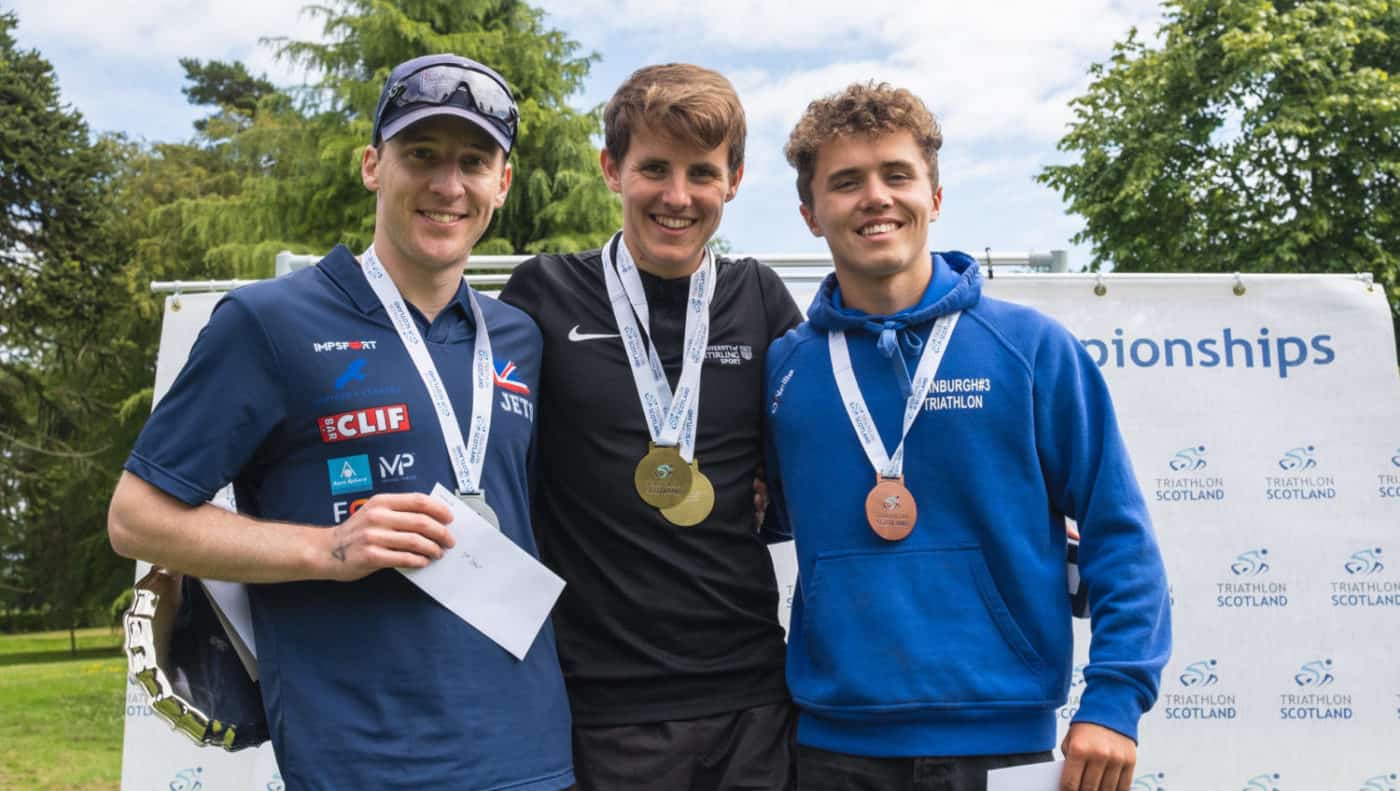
[10,0,1168,268]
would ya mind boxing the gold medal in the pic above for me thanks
[865,476,917,541]
[634,443,693,508]
[660,461,715,526]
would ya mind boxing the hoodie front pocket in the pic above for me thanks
[796,546,1054,710]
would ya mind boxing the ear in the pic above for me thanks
[361,144,381,192]
[493,161,513,209]
[930,184,943,223]
[599,148,623,194]
[724,162,745,202]
[799,202,824,238]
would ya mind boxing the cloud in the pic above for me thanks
[9,0,321,83]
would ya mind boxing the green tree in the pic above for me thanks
[179,58,278,133]
[0,11,132,640]
[273,0,619,255]
[1039,0,1400,337]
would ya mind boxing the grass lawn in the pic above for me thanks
[0,627,125,790]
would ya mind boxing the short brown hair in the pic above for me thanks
[785,82,943,206]
[604,64,746,175]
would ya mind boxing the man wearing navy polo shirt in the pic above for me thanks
[107,55,573,791]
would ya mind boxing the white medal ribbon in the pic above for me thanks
[601,231,716,462]
[828,311,961,478]
[360,246,493,499]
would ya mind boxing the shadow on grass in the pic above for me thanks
[0,646,122,668]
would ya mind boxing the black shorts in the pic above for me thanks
[572,700,797,791]
[796,745,1054,791]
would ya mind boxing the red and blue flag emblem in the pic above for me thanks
[493,360,530,395]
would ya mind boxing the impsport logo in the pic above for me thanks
[1131,773,1166,791]
[1169,445,1207,472]
[1345,548,1385,575]
[1243,774,1281,791]
[1294,658,1335,688]
[1231,548,1271,576]
[1278,445,1317,471]
[1178,659,1219,688]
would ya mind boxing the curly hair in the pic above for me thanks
[784,82,942,206]
[604,64,746,175]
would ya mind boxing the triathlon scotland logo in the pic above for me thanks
[1280,658,1352,721]
[1347,548,1386,575]
[1218,548,1287,608]
[1163,658,1236,721]
[168,767,203,791]
[1294,658,1335,687]
[1154,444,1224,502]
[1241,773,1281,791]
[1170,445,1207,471]
[1279,446,1316,471]
[1130,772,1166,791]
[1378,449,1400,499]
[1057,663,1087,721]
[1265,444,1336,500]
[1359,774,1398,791]
[1179,659,1219,687]
[1231,548,1271,576]
[1330,547,1399,608]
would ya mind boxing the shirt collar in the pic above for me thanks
[319,244,476,327]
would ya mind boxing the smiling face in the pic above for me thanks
[361,115,512,278]
[600,123,742,278]
[800,129,941,294]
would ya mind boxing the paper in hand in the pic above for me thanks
[986,759,1064,791]
[399,483,565,660]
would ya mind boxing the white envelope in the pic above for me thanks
[400,483,565,660]
[986,759,1064,791]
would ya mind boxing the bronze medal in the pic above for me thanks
[634,443,693,508]
[660,461,714,527]
[865,476,917,541]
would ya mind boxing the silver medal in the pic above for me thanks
[456,490,500,531]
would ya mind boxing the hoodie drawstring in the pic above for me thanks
[872,320,925,398]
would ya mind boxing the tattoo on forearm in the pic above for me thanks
[332,544,348,562]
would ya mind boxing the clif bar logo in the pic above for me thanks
[318,404,410,443]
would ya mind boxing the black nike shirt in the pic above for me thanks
[501,247,803,725]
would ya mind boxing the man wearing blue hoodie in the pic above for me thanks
[765,83,1171,791]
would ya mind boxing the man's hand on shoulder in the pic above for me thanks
[1060,721,1135,791]
[322,493,456,582]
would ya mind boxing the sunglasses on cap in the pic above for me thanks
[379,63,519,143]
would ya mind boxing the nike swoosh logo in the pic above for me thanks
[568,325,620,342]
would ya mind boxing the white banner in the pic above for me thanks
[122,292,282,791]
[990,273,1400,791]
[127,274,1400,791]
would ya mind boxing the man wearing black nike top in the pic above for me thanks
[500,64,801,790]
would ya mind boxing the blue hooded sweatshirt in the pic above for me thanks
[764,252,1171,757]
